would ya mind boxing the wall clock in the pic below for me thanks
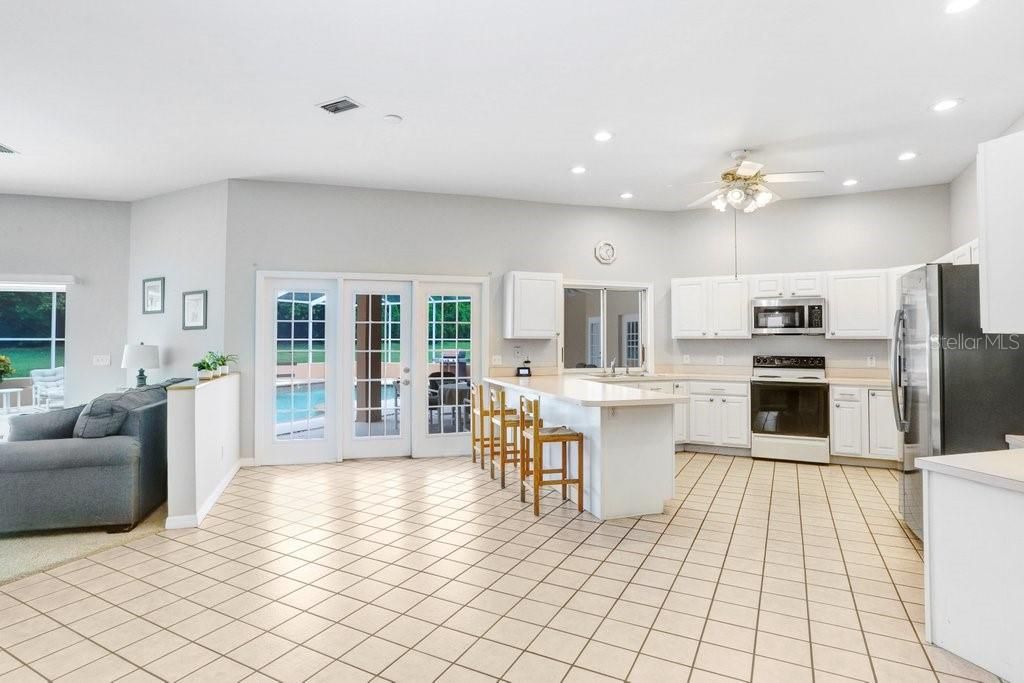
[594,241,617,264]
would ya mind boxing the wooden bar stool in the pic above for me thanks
[519,396,584,516]
[470,383,493,466]
[489,386,532,486]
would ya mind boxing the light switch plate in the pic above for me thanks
[92,355,111,367]
[491,355,502,366]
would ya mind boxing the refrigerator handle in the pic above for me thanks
[889,308,909,433]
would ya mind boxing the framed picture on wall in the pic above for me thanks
[182,290,207,330]
[142,277,165,314]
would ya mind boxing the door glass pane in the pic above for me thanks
[426,295,471,435]
[563,288,602,369]
[275,290,327,441]
[353,294,401,438]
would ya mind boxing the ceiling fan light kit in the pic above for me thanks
[689,150,823,214]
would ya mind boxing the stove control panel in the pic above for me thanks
[752,355,826,370]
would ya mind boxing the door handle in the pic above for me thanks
[402,379,410,386]
[889,308,909,432]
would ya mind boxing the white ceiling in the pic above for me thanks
[2,0,1023,210]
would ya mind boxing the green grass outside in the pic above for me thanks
[0,344,63,379]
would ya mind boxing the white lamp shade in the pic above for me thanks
[122,344,160,369]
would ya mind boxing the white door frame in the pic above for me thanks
[254,276,341,466]
[255,271,489,463]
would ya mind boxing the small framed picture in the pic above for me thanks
[182,290,208,330]
[142,277,165,314]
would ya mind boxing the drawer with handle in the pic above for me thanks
[689,380,749,397]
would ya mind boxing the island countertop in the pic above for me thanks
[917,449,1024,495]
[484,376,687,408]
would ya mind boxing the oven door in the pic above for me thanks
[751,381,829,438]
[752,301,806,335]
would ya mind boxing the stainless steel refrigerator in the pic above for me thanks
[892,263,1024,539]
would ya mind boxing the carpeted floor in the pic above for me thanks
[0,504,167,585]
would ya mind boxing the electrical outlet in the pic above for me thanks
[867,355,877,368]
[716,355,725,366]
[491,355,502,366]
[513,346,524,361]
[682,354,691,364]
[92,355,110,367]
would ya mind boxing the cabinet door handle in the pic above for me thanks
[870,391,876,396]
[835,402,840,407]
[708,398,715,402]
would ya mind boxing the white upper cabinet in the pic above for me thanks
[751,272,824,298]
[670,278,709,338]
[503,271,562,339]
[826,270,889,339]
[751,274,787,298]
[708,277,750,339]
[979,130,1024,333]
[788,272,826,297]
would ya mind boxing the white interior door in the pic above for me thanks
[342,281,412,458]
[256,278,339,465]
[413,282,482,457]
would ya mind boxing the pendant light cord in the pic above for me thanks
[732,208,738,280]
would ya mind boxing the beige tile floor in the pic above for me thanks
[0,452,1005,682]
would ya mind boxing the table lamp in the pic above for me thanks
[122,343,160,387]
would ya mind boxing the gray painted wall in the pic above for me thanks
[0,194,130,405]
[950,112,1024,245]
[127,182,228,382]
[222,179,951,458]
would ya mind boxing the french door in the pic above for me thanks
[256,273,485,463]
[342,281,412,458]
[255,278,339,465]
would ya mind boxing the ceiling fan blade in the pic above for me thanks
[735,160,764,178]
[687,186,726,208]
[762,171,825,183]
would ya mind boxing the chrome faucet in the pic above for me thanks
[605,357,618,377]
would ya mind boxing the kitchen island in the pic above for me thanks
[918,449,1024,682]
[484,376,686,519]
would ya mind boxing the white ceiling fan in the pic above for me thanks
[687,150,824,213]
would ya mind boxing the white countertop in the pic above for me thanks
[484,376,687,407]
[918,449,1024,495]
[1007,434,1024,448]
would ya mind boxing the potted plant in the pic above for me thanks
[0,355,13,384]
[203,352,223,376]
[210,352,238,376]
[193,357,215,380]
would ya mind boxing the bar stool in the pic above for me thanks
[469,383,493,466]
[518,396,584,516]
[489,386,533,486]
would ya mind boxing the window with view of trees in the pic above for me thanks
[0,290,66,378]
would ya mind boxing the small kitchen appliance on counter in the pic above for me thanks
[750,355,830,463]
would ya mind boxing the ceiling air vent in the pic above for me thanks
[0,143,16,154]
[319,97,360,114]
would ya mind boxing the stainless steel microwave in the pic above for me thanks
[751,297,826,335]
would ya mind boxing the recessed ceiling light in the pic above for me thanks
[898,151,918,161]
[620,192,634,199]
[932,98,964,112]
[843,179,859,187]
[945,0,980,13]
[570,166,587,175]
[594,130,613,142]
[382,114,403,124]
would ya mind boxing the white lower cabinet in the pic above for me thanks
[868,389,898,458]
[687,381,750,448]
[672,382,689,443]
[830,385,900,460]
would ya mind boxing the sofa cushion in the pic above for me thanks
[8,405,86,442]
[73,393,132,438]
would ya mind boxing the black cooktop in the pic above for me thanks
[753,355,826,369]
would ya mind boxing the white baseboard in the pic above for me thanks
[238,458,255,467]
[164,514,199,529]
[164,460,240,530]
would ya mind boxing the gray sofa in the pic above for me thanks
[0,382,182,533]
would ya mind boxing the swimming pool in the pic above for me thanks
[275,382,399,423]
